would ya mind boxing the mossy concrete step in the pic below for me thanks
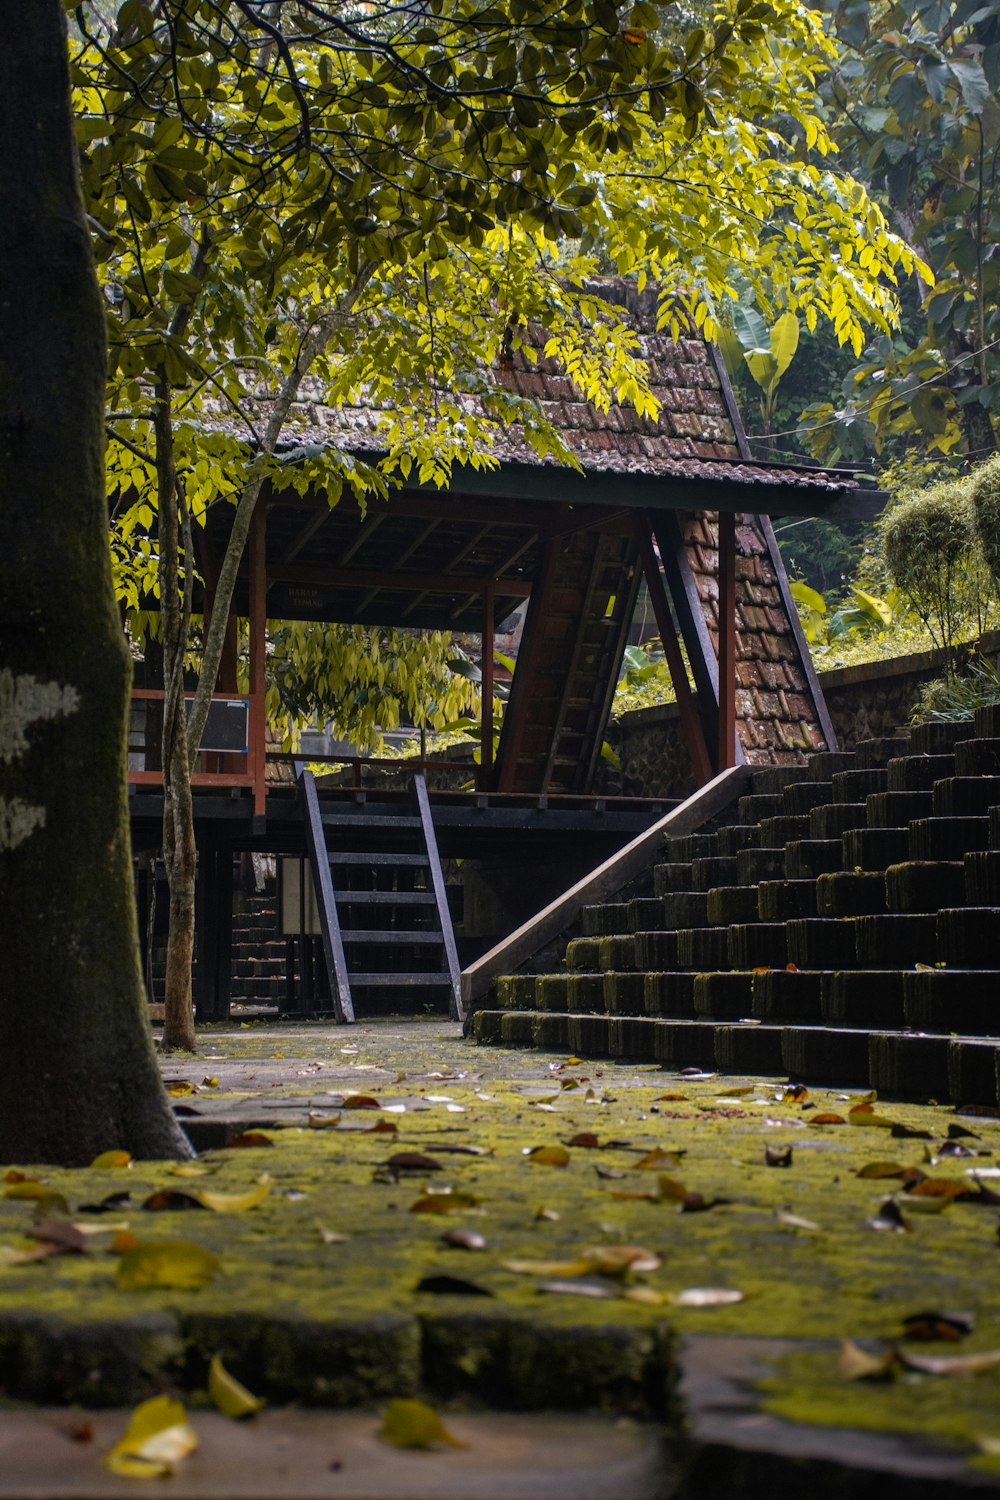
[758,880,817,920]
[494,975,538,1011]
[841,826,909,871]
[785,918,857,970]
[936,907,1000,967]
[781,1025,869,1085]
[716,823,762,856]
[758,815,812,846]
[737,847,786,884]
[908,816,991,861]
[975,702,1000,737]
[751,968,823,1023]
[784,841,843,879]
[738,793,785,824]
[783,780,833,814]
[676,927,731,969]
[831,768,887,802]
[886,752,954,790]
[865,1032,998,1104]
[690,857,739,892]
[884,860,965,912]
[903,969,1000,1034]
[707,886,759,925]
[955,737,1000,776]
[665,832,719,863]
[820,970,906,1029]
[810,803,867,840]
[749,765,810,794]
[728,922,788,968]
[603,971,648,1015]
[644,971,696,1017]
[908,720,969,754]
[807,749,854,779]
[815,872,885,917]
[580,902,631,937]
[693,971,754,1020]
[634,931,681,970]
[653,861,695,896]
[564,938,602,972]
[853,735,910,767]
[854,913,937,966]
[867,791,933,827]
[663,891,710,927]
[964,849,1000,903]
[628,897,669,931]
[933,775,1000,816]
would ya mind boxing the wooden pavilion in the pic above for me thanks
[128,282,871,1023]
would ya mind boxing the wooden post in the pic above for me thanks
[717,509,737,771]
[480,583,495,792]
[248,504,267,817]
[633,514,714,786]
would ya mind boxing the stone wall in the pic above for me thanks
[601,631,1000,799]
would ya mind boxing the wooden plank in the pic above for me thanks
[580,534,643,793]
[258,563,532,598]
[460,764,749,1007]
[633,513,713,785]
[248,505,267,817]
[717,508,737,770]
[758,513,838,752]
[298,767,354,1023]
[413,773,463,1022]
[651,511,720,767]
[480,583,494,793]
[495,529,562,792]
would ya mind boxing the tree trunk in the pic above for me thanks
[0,3,193,1163]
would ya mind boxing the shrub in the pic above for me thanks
[970,454,1000,587]
[878,479,990,655]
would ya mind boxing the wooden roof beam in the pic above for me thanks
[258,562,532,597]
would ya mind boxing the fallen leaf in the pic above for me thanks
[197,1178,271,1214]
[905,1177,967,1200]
[415,1274,493,1297]
[857,1162,907,1179]
[534,1206,559,1222]
[622,1287,673,1306]
[774,1208,820,1231]
[441,1228,486,1251]
[679,1193,725,1213]
[69,1421,95,1443]
[526,1146,570,1167]
[634,1148,683,1170]
[902,1311,973,1342]
[364,1120,399,1135]
[838,1339,897,1381]
[429,1144,489,1157]
[380,1399,466,1450]
[808,1114,847,1127]
[900,1348,1000,1377]
[111,1229,140,1253]
[29,1220,87,1254]
[166,1082,194,1097]
[343,1095,381,1110]
[88,1146,131,1170]
[4,1181,54,1200]
[224,1133,274,1149]
[784,1085,809,1102]
[585,1244,661,1276]
[765,1145,793,1168]
[386,1152,443,1174]
[104,1396,198,1478]
[655,1093,687,1102]
[890,1123,934,1141]
[116,1240,222,1290]
[316,1223,349,1245]
[503,1257,594,1278]
[595,1164,626,1180]
[675,1287,744,1307]
[566,1133,601,1148]
[410,1193,480,1215]
[208,1355,265,1419]
[866,1198,912,1233]
[538,1280,615,1298]
[142,1190,206,1212]
[77,1191,132,1213]
[849,1106,898,1130]
[169,1164,210,1179]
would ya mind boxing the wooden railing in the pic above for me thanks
[127,689,264,813]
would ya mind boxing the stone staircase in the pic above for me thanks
[228,887,286,1011]
[472,705,1000,1105]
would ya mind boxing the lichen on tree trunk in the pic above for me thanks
[0,2,193,1162]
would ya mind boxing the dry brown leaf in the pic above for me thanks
[838,1339,898,1381]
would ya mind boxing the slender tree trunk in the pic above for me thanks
[0,3,193,1162]
[156,381,197,1051]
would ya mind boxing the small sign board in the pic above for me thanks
[187,698,249,754]
[278,858,322,936]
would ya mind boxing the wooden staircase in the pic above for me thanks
[299,770,462,1022]
[495,525,640,794]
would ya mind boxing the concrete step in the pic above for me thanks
[706,886,758,924]
[784,840,843,879]
[909,816,991,860]
[884,860,965,912]
[932,774,1000,816]
[936,906,1000,967]
[853,735,909,767]
[831,768,887,802]
[758,879,817,920]
[841,826,908,871]
[815,871,886,917]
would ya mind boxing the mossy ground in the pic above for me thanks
[4,1019,1000,1460]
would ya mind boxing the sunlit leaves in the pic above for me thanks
[115,1239,222,1289]
[380,1399,466,1450]
[103,1397,198,1479]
